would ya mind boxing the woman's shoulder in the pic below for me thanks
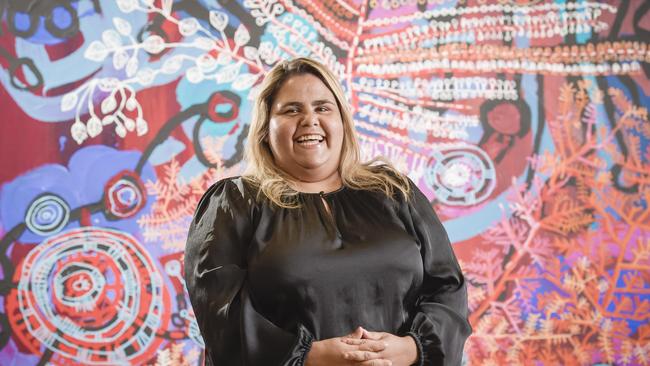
[363,163,415,201]
[207,176,259,200]
[194,176,261,212]
[188,177,260,227]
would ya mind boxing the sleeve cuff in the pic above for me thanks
[405,331,424,366]
[282,324,315,366]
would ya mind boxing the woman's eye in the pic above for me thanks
[317,106,329,112]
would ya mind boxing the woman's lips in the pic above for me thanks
[295,136,326,149]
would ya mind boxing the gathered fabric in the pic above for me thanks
[184,176,471,366]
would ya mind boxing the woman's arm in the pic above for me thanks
[184,178,314,365]
[399,181,472,366]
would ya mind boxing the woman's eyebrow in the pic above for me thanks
[278,99,335,108]
[277,101,302,109]
[312,99,335,106]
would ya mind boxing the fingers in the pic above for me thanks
[343,350,387,363]
[340,338,388,352]
[361,329,385,340]
[344,326,365,339]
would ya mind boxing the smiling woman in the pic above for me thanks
[266,72,345,193]
[244,57,412,207]
[184,58,472,366]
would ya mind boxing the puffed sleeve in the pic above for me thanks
[184,178,314,366]
[400,181,472,366]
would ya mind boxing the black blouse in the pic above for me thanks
[184,176,471,366]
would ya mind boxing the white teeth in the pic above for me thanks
[296,134,324,142]
[299,140,320,146]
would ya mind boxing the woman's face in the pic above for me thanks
[267,73,344,182]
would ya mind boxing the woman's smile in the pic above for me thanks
[267,73,344,180]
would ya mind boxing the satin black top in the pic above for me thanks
[184,176,471,366]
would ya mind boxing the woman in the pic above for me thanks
[184,57,471,366]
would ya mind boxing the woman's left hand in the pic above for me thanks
[340,327,418,366]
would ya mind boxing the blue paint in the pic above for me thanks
[12,12,34,33]
[59,136,66,151]
[0,145,156,243]
[178,155,208,183]
[51,6,73,30]
[148,137,186,166]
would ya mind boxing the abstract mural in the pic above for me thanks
[0,0,649,365]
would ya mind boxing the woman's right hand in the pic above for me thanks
[305,327,392,366]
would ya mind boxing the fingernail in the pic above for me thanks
[343,353,350,360]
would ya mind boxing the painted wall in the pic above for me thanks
[1,0,649,365]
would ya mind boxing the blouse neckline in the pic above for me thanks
[298,185,347,197]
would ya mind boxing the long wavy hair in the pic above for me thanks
[243,57,411,208]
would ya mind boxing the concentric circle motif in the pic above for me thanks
[104,170,147,219]
[25,194,70,236]
[7,227,169,365]
[425,144,496,206]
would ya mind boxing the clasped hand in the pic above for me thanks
[305,326,417,366]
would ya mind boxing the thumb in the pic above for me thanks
[362,329,383,340]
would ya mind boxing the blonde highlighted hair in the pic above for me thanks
[243,57,411,208]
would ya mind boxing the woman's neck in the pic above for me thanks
[289,170,342,193]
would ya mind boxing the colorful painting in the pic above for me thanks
[1,0,648,365]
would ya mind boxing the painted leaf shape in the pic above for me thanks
[126,57,139,77]
[243,46,258,60]
[113,17,132,35]
[143,35,165,54]
[84,41,108,62]
[136,117,148,136]
[162,56,183,74]
[124,117,136,131]
[209,10,228,31]
[101,95,118,114]
[178,17,199,36]
[196,54,217,71]
[97,77,119,92]
[136,68,155,85]
[113,50,129,70]
[234,24,250,47]
[232,73,259,91]
[215,63,240,84]
[61,92,78,112]
[70,122,88,144]
[116,0,137,13]
[126,97,137,111]
[193,37,214,50]
[102,29,122,48]
[186,67,204,84]
[115,123,127,138]
[86,117,103,138]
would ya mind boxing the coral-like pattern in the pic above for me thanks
[465,81,649,365]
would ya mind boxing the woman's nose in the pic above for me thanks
[300,111,319,126]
